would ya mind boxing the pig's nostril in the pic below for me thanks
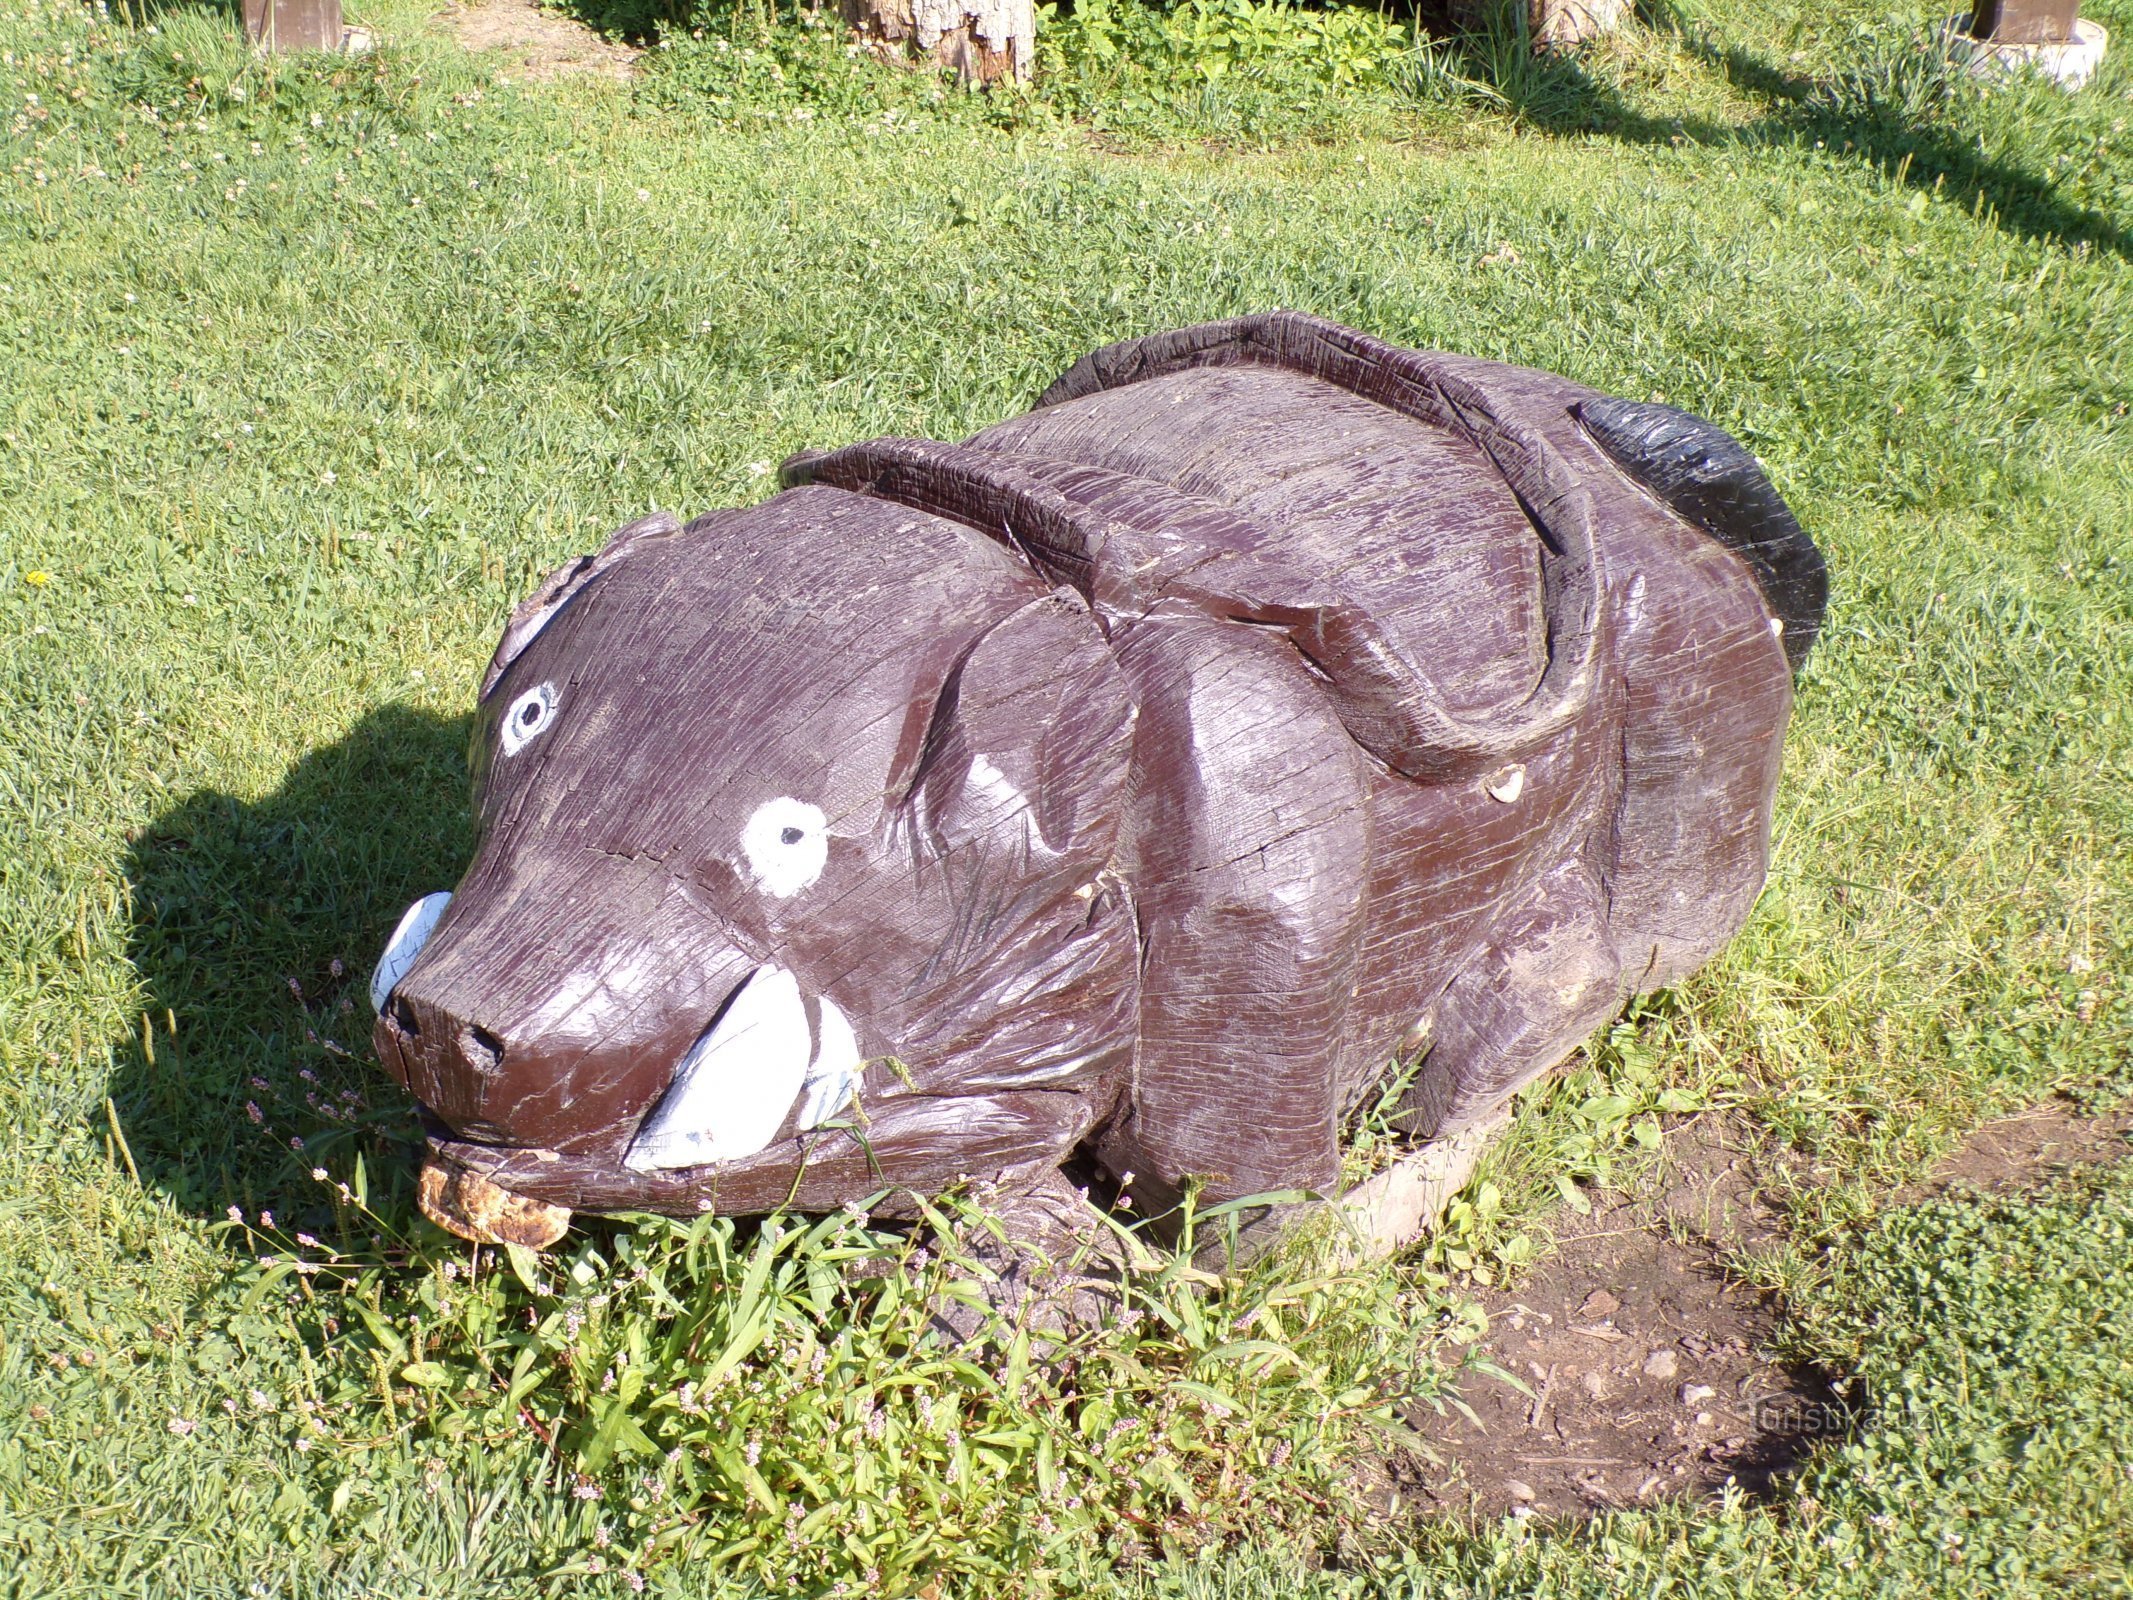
[390,996,421,1038]
[460,1025,505,1074]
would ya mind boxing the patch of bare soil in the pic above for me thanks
[1385,1117,1839,1522]
[1900,1098,2133,1203]
[1387,1097,2133,1523]
[435,0,639,81]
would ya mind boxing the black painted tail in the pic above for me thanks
[1579,398,1828,673]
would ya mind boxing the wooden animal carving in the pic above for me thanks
[370,313,1826,1248]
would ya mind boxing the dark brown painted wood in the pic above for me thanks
[379,313,1826,1232]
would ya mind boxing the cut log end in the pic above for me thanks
[1188,1108,1515,1273]
[419,1159,572,1249]
[1335,1107,1514,1261]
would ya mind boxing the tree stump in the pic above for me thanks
[1529,0,1625,46]
[840,0,1033,85]
[1447,0,1625,48]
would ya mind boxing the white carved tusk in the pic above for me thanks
[797,997,863,1131]
[624,966,813,1172]
[371,892,453,1013]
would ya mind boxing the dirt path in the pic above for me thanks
[1391,1098,2133,1522]
[433,0,640,81]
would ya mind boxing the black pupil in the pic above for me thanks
[518,704,539,726]
[780,827,804,845]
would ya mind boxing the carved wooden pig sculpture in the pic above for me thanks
[372,314,1825,1249]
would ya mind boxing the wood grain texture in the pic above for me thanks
[839,0,1033,83]
[376,313,1824,1225]
[242,0,343,52]
[1970,0,2083,47]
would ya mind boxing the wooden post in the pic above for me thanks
[243,0,344,52]
[1969,1,2082,45]
[1955,0,2105,89]
[840,0,1033,85]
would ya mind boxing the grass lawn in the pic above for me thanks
[1,0,2129,1592]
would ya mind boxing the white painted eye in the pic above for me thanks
[741,797,828,899]
[500,682,558,756]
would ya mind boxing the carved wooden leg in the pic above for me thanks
[924,1168,1143,1342]
[1098,618,1371,1216]
[1398,857,1625,1140]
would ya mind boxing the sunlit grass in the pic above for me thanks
[1,0,2128,1591]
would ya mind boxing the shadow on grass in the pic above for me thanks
[1443,5,2132,262]
[547,0,684,46]
[111,704,473,1231]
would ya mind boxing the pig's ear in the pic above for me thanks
[480,511,680,700]
[907,596,1135,871]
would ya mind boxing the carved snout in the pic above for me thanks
[370,889,521,1139]
[369,876,751,1156]
[371,890,508,1133]
[376,986,511,1139]
[369,883,863,1168]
